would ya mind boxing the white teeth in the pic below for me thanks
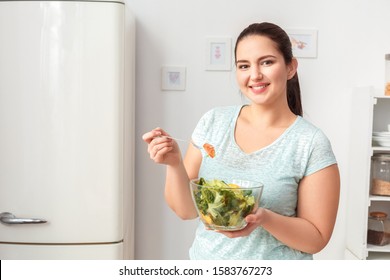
[252,85,267,89]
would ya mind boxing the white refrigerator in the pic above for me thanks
[0,0,135,259]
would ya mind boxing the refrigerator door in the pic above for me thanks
[0,243,123,260]
[0,1,125,247]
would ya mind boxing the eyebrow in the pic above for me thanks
[235,55,277,64]
[235,59,248,64]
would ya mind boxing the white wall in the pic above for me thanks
[126,0,390,259]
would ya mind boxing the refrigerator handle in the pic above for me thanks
[0,212,47,225]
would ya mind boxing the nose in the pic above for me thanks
[250,66,262,80]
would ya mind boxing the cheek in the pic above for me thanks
[236,72,249,86]
[267,67,288,83]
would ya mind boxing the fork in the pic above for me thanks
[155,135,215,158]
[163,136,202,149]
[165,136,216,158]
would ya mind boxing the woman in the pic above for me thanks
[142,22,340,259]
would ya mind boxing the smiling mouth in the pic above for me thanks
[250,84,270,90]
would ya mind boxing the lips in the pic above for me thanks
[249,83,270,93]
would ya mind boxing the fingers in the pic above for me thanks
[142,127,181,164]
[142,127,168,144]
[142,129,160,144]
[150,145,173,162]
[142,128,175,163]
[148,134,172,152]
[217,209,266,238]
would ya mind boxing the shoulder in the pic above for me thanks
[192,105,240,146]
[288,117,335,158]
[293,118,337,174]
[201,105,240,121]
[294,116,320,133]
[293,117,329,142]
[196,105,240,128]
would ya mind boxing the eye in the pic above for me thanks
[261,59,274,66]
[236,63,249,70]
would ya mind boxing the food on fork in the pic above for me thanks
[203,143,215,158]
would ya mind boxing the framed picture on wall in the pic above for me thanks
[205,37,232,71]
[161,66,186,91]
[286,29,318,58]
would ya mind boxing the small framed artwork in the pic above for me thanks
[205,37,232,71]
[286,29,318,58]
[161,66,186,91]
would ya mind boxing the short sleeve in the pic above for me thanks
[191,109,213,149]
[304,129,337,176]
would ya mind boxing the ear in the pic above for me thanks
[287,57,298,80]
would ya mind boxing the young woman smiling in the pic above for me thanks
[142,22,340,260]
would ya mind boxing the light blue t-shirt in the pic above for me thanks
[189,105,337,260]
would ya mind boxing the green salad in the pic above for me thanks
[193,178,256,228]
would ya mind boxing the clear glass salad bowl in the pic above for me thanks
[190,178,263,231]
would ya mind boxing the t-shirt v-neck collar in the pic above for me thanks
[230,105,301,155]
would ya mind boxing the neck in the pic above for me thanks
[243,104,297,128]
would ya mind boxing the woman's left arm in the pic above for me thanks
[222,164,340,254]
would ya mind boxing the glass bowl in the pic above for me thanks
[190,178,263,231]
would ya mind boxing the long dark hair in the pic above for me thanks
[234,22,302,116]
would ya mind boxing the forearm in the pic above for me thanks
[261,209,330,254]
[164,163,198,220]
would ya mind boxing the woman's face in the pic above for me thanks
[235,35,296,108]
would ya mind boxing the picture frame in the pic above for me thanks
[161,66,186,91]
[286,29,318,58]
[205,37,232,71]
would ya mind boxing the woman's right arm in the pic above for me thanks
[164,143,201,219]
[142,128,202,220]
